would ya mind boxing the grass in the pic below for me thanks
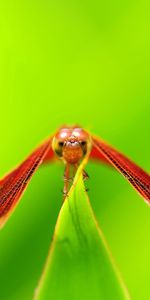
[35,158,130,300]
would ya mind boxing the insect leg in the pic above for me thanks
[63,163,71,199]
[73,164,89,180]
[83,169,89,180]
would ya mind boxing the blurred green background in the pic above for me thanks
[0,0,149,299]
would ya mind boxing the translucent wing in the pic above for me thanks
[42,146,55,163]
[92,136,150,204]
[90,145,111,165]
[0,138,53,227]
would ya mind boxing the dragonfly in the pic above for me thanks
[0,125,149,228]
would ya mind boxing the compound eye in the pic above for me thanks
[58,141,64,147]
[52,137,64,157]
[80,140,87,154]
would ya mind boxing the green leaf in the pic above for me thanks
[34,159,131,300]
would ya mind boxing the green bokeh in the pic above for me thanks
[0,1,149,299]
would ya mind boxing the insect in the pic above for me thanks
[0,125,149,228]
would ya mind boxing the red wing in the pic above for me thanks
[42,147,55,163]
[0,137,53,228]
[90,145,111,165]
[92,136,150,204]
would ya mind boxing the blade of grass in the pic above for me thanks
[34,156,131,300]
